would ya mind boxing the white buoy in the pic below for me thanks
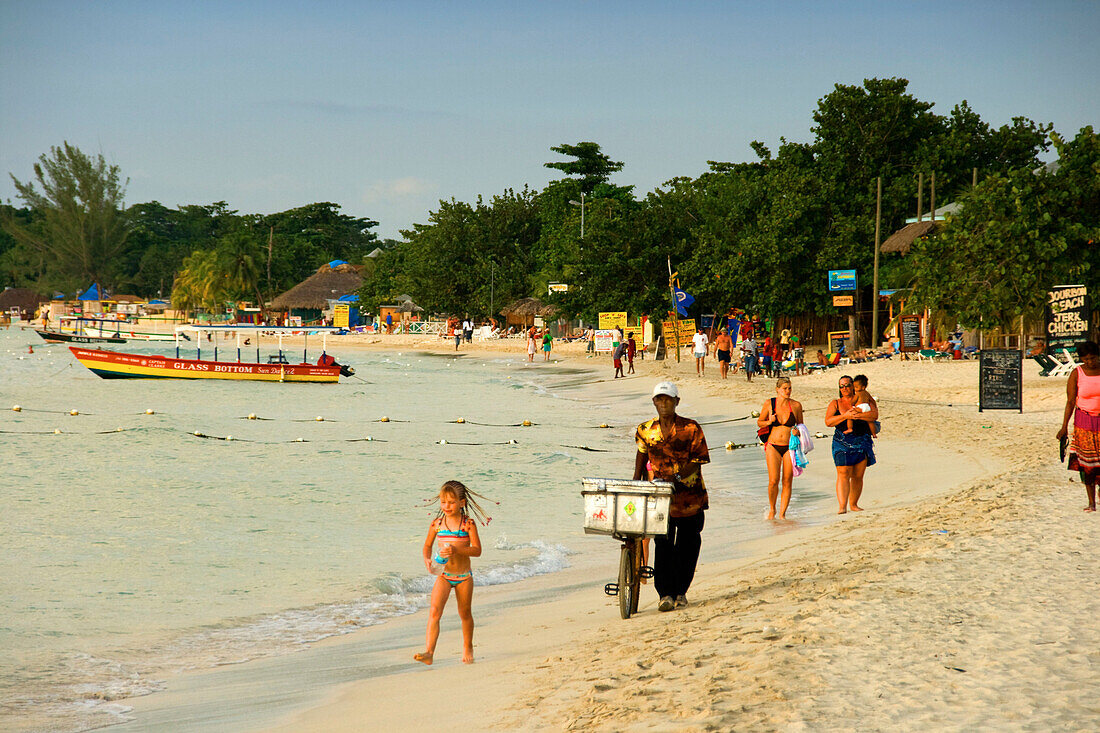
[294,437,305,442]
[145,409,155,415]
[315,416,324,422]
[53,429,61,434]
[247,413,257,420]
[456,418,465,424]
[12,405,21,412]
[225,435,234,441]
[365,436,373,441]
[193,430,202,436]
[379,416,389,422]
[508,439,517,444]
[439,439,448,445]
[69,409,79,416]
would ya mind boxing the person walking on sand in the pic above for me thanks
[633,382,710,612]
[415,480,493,665]
[1057,340,1100,511]
[612,339,626,378]
[626,331,637,374]
[526,326,537,362]
[714,328,733,379]
[757,377,804,519]
[742,335,757,382]
[541,329,553,361]
[824,375,877,513]
[692,327,709,376]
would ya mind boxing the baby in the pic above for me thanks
[845,374,878,437]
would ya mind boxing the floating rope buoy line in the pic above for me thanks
[724,441,753,451]
[452,419,537,427]
[562,445,609,453]
[699,415,753,426]
[437,439,519,446]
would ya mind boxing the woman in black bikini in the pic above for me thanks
[757,377,803,519]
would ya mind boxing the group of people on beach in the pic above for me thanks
[415,368,881,663]
[690,326,806,380]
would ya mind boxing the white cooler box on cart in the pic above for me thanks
[581,478,673,537]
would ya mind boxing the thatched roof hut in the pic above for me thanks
[501,297,557,319]
[500,297,558,328]
[881,220,940,255]
[0,287,47,316]
[271,263,363,310]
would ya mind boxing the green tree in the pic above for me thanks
[544,142,624,195]
[1,142,131,288]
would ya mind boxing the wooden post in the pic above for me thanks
[972,167,978,188]
[917,172,923,221]
[930,172,936,221]
[872,176,882,348]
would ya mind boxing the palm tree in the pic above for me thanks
[216,231,266,318]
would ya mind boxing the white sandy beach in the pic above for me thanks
[112,338,1099,732]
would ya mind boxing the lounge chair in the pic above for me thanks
[1031,354,1060,377]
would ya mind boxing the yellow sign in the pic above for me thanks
[832,295,854,307]
[662,319,696,347]
[333,303,350,328]
[599,312,627,331]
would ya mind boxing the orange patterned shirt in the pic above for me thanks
[635,415,710,517]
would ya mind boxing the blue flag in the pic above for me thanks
[674,288,694,316]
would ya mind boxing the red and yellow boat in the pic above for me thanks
[68,347,344,382]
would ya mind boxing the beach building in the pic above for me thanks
[378,294,424,332]
[501,297,558,332]
[0,287,47,323]
[271,261,363,325]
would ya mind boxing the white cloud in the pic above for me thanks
[361,177,435,205]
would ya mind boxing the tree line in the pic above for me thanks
[0,143,380,311]
[3,78,1097,333]
[360,78,1097,334]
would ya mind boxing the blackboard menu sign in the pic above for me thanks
[899,315,922,353]
[979,349,1023,412]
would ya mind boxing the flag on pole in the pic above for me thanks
[674,288,694,316]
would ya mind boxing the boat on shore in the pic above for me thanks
[68,347,344,381]
[35,329,127,344]
[67,325,353,382]
[77,318,180,342]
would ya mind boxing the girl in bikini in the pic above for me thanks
[415,480,494,665]
[757,377,804,520]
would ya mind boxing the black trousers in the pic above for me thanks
[653,511,704,599]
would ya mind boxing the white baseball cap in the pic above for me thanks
[652,381,679,399]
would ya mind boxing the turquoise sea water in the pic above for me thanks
[0,328,833,731]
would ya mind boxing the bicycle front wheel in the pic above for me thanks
[618,541,636,619]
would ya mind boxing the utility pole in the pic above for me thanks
[871,176,882,348]
[668,256,680,363]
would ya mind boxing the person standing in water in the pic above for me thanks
[415,480,493,665]
[757,377,804,519]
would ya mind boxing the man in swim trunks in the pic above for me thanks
[714,328,733,379]
[634,381,710,612]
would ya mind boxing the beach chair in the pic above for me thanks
[1061,348,1081,370]
[1031,354,1059,377]
[916,349,938,362]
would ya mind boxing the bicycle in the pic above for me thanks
[581,478,672,620]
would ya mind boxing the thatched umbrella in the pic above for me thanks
[881,220,940,255]
[500,297,557,329]
[271,263,363,310]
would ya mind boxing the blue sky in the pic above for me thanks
[2,1,1097,239]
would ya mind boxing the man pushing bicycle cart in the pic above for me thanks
[633,381,710,612]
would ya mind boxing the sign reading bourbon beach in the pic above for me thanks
[1045,285,1089,354]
